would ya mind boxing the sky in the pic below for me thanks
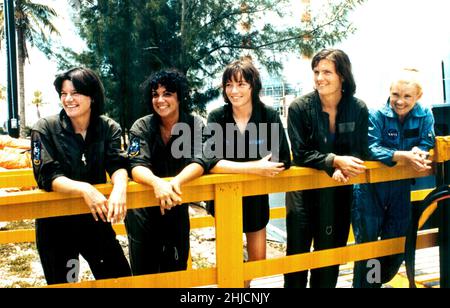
[1,0,450,128]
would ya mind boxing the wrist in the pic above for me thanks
[328,154,338,168]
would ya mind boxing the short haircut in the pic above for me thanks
[390,68,423,97]
[141,70,191,114]
[53,67,105,120]
[311,48,356,97]
[222,57,262,105]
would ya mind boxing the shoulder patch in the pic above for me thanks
[32,141,42,166]
[128,137,140,157]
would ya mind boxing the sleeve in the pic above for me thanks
[127,120,153,173]
[287,101,335,176]
[200,111,224,172]
[104,119,128,178]
[31,123,65,191]
[189,115,208,171]
[356,103,370,160]
[416,108,435,151]
[272,110,291,169]
[368,110,396,166]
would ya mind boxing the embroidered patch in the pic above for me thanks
[128,137,140,157]
[386,129,399,140]
[32,141,41,166]
[338,122,355,133]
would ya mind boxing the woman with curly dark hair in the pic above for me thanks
[125,70,207,274]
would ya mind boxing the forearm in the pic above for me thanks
[392,151,410,163]
[110,168,129,190]
[210,159,256,175]
[51,176,88,194]
[173,163,204,185]
[131,165,162,187]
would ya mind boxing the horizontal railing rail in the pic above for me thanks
[0,136,449,288]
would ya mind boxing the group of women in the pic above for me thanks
[31,48,427,288]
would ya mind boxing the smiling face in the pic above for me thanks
[389,81,422,122]
[313,59,343,98]
[152,85,180,120]
[61,80,92,121]
[225,74,253,109]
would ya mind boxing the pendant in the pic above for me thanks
[81,153,87,166]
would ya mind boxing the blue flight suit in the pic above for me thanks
[352,100,435,288]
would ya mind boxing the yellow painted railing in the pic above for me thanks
[0,136,449,288]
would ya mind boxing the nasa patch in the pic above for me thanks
[128,137,140,157]
[32,141,41,166]
[386,129,399,140]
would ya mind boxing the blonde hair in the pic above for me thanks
[390,68,423,97]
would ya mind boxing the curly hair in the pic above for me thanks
[141,70,191,114]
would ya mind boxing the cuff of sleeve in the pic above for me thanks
[43,173,64,192]
[386,150,397,167]
[190,158,208,172]
[106,162,124,179]
[325,153,336,168]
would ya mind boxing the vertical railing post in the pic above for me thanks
[214,183,244,288]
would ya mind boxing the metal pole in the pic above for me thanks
[442,60,447,104]
[4,0,20,138]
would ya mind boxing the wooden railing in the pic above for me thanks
[0,136,449,288]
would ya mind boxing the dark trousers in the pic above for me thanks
[35,214,131,285]
[125,204,190,275]
[352,181,411,288]
[284,186,352,288]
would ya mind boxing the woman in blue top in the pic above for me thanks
[352,68,435,288]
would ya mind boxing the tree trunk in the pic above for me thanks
[16,28,26,138]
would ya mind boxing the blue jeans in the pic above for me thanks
[352,180,412,288]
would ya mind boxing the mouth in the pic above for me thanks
[65,104,80,109]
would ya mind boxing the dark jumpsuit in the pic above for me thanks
[203,102,291,233]
[285,91,368,288]
[31,110,131,285]
[125,111,206,275]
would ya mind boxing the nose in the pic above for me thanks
[65,93,74,101]
[230,85,239,94]
[157,95,165,103]
[317,72,325,81]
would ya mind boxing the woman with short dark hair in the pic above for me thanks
[31,67,131,284]
[285,49,368,288]
[203,58,291,287]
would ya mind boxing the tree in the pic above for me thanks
[30,89,43,119]
[64,0,365,133]
[0,0,59,137]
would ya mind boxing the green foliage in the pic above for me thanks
[62,0,365,130]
